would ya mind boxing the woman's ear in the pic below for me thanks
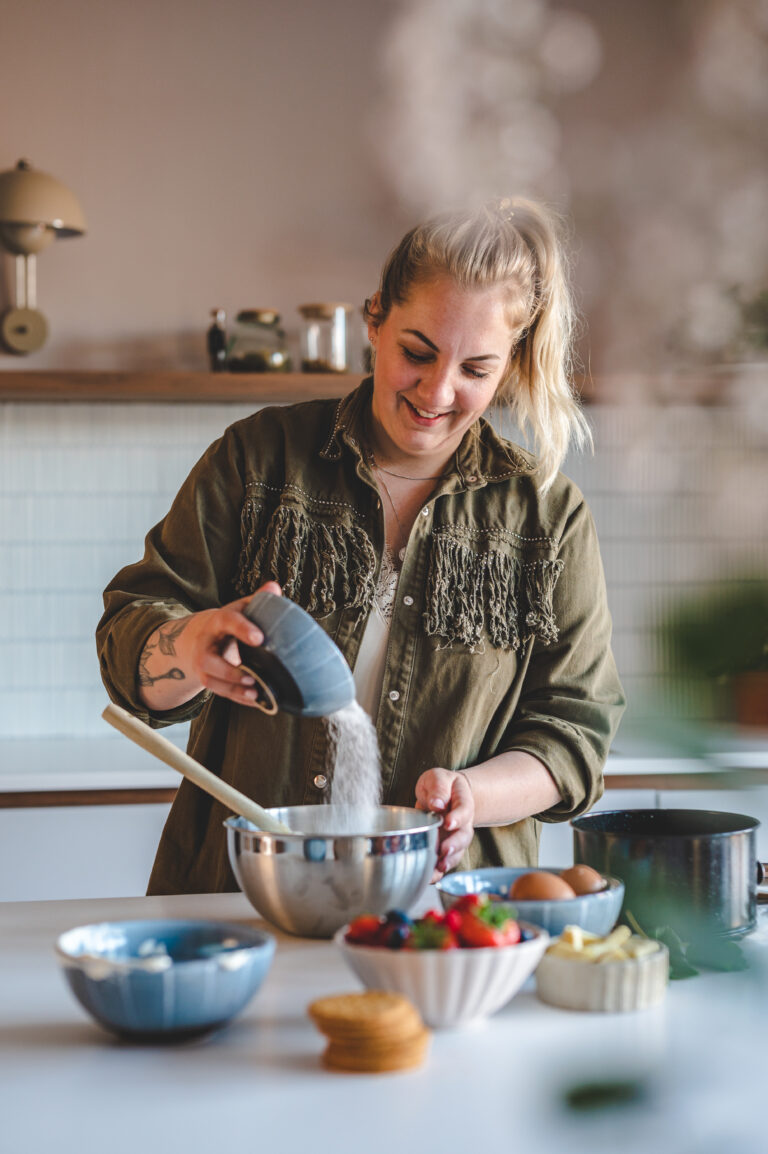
[366,292,382,346]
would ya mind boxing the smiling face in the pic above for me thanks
[367,275,515,473]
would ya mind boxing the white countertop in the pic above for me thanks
[0,888,764,1154]
[1,730,768,793]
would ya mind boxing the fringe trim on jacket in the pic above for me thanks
[235,499,377,617]
[424,530,564,651]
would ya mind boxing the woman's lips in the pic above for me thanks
[403,397,449,425]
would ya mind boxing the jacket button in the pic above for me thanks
[388,690,400,702]
[313,774,328,790]
[403,595,414,606]
[467,475,477,483]
[421,506,429,517]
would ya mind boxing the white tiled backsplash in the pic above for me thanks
[2,397,767,739]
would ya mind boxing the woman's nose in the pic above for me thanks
[415,364,455,409]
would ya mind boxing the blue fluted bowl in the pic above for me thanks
[55,919,275,1040]
[437,867,625,937]
[240,590,355,717]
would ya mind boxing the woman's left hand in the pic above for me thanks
[415,768,475,881]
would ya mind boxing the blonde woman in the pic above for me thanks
[98,198,624,894]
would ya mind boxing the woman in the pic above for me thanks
[97,197,624,894]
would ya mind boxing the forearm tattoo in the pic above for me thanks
[138,618,190,686]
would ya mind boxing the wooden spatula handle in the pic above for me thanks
[102,703,291,834]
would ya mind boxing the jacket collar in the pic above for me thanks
[320,377,537,487]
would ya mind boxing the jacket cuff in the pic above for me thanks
[98,604,212,729]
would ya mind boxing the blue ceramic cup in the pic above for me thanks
[239,590,355,717]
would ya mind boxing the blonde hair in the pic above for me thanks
[365,198,591,491]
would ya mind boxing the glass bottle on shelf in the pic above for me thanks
[297,303,352,372]
[227,310,291,373]
[207,308,228,372]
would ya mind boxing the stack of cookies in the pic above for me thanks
[308,991,431,1073]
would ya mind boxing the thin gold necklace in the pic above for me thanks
[364,412,449,480]
[375,462,448,481]
[374,465,407,548]
[367,444,448,482]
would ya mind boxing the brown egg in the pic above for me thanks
[509,871,577,901]
[559,864,606,895]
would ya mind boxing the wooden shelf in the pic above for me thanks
[0,370,363,403]
[1,365,757,405]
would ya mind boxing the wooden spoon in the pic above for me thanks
[102,703,292,834]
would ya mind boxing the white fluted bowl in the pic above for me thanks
[535,943,669,1012]
[334,923,549,1029]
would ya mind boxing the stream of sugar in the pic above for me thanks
[324,700,382,832]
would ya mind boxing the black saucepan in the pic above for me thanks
[572,809,767,941]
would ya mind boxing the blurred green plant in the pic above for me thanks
[740,289,768,352]
[658,580,768,681]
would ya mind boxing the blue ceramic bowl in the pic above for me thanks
[240,590,355,717]
[55,919,275,1040]
[437,867,625,938]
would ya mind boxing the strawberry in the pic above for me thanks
[454,908,504,948]
[503,921,523,945]
[453,895,522,947]
[345,914,385,945]
[451,893,483,913]
[444,908,464,935]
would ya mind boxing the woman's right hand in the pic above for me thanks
[415,767,475,881]
[137,582,282,711]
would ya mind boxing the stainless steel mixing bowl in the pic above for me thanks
[225,805,441,939]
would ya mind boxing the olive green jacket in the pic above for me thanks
[97,380,625,894]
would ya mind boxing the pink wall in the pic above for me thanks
[0,0,392,369]
[2,1,765,378]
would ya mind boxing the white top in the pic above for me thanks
[353,546,400,721]
[0,889,765,1154]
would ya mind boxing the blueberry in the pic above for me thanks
[519,926,535,941]
[384,924,411,949]
[384,909,412,927]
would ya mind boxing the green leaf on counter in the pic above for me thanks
[655,927,700,980]
[624,911,749,978]
[685,938,748,972]
[624,912,698,979]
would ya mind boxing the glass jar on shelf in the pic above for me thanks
[297,302,353,372]
[227,309,291,373]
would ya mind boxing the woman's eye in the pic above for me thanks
[401,346,432,365]
[401,345,488,379]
